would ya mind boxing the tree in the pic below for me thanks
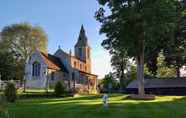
[1,22,48,62]
[54,81,66,97]
[4,82,17,102]
[130,65,137,80]
[0,22,48,80]
[146,52,159,76]
[110,50,129,89]
[151,52,176,78]
[145,3,186,77]
[163,15,186,78]
[144,52,176,78]
[96,0,180,96]
[0,51,16,80]
[100,73,118,93]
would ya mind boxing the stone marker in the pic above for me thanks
[102,94,108,108]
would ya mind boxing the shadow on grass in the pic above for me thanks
[7,94,186,118]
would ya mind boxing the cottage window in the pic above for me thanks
[32,61,41,77]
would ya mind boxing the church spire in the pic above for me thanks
[80,25,85,34]
[75,25,89,47]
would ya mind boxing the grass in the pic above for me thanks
[24,89,54,93]
[6,94,186,118]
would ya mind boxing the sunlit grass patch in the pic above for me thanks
[7,94,186,118]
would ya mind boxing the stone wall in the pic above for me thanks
[25,51,47,88]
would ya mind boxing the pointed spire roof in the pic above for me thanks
[75,25,90,47]
[80,25,85,34]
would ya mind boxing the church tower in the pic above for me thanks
[75,25,91,73]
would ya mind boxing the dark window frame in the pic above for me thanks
[32,61,41,77]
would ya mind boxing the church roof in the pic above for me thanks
[55,48,87,63]
[75,25,90,47]
[40,52,68,73]
[79,70,98,77]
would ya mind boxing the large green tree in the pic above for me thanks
[0,51,16,80]
[96,0,180,96]
[164,15,186,78]
[0,22,48,80]
[1,23,48,62]
[110,49,129,88]
[100,72,118,92]
[144,3,186,78]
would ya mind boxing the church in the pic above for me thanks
[25,25,98,93]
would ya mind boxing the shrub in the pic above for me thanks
[0,95,9,118]
[54,81,65,97]
[4,82,17,102]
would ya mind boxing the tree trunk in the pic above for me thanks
[136,38,145,96]
[120,64,125,90]
[176,67,180,78]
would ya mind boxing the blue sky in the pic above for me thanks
[0,0,111,78]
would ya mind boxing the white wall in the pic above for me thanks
[25,51,48,88]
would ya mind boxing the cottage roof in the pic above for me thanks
[126,78,186,89]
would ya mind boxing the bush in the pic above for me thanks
[74,85,89,94]
[54,81,65,97]
[4,82,17,102]
[0,95,9,118]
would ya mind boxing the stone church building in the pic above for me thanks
[25,26,98,93]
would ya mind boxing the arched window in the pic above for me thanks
[74,61,77,68]
[85,66,87,71]
[32,61,41,77]
[80,64,82,70]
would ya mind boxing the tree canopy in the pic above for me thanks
[110,49,129,88]
[0,50,16,80]
[0,22,48,63]
[96,0,181,96]
[0,22,48,80]
[96,0,179,57]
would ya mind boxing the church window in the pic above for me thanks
[72,72,75,87]
[85,66,87,71]
[74,61,77,68]
[32,61,41,77]
[80,64,82,70]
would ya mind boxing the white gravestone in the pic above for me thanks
[102,94,108,108]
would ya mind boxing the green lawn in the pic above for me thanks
[7,94,186,118]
